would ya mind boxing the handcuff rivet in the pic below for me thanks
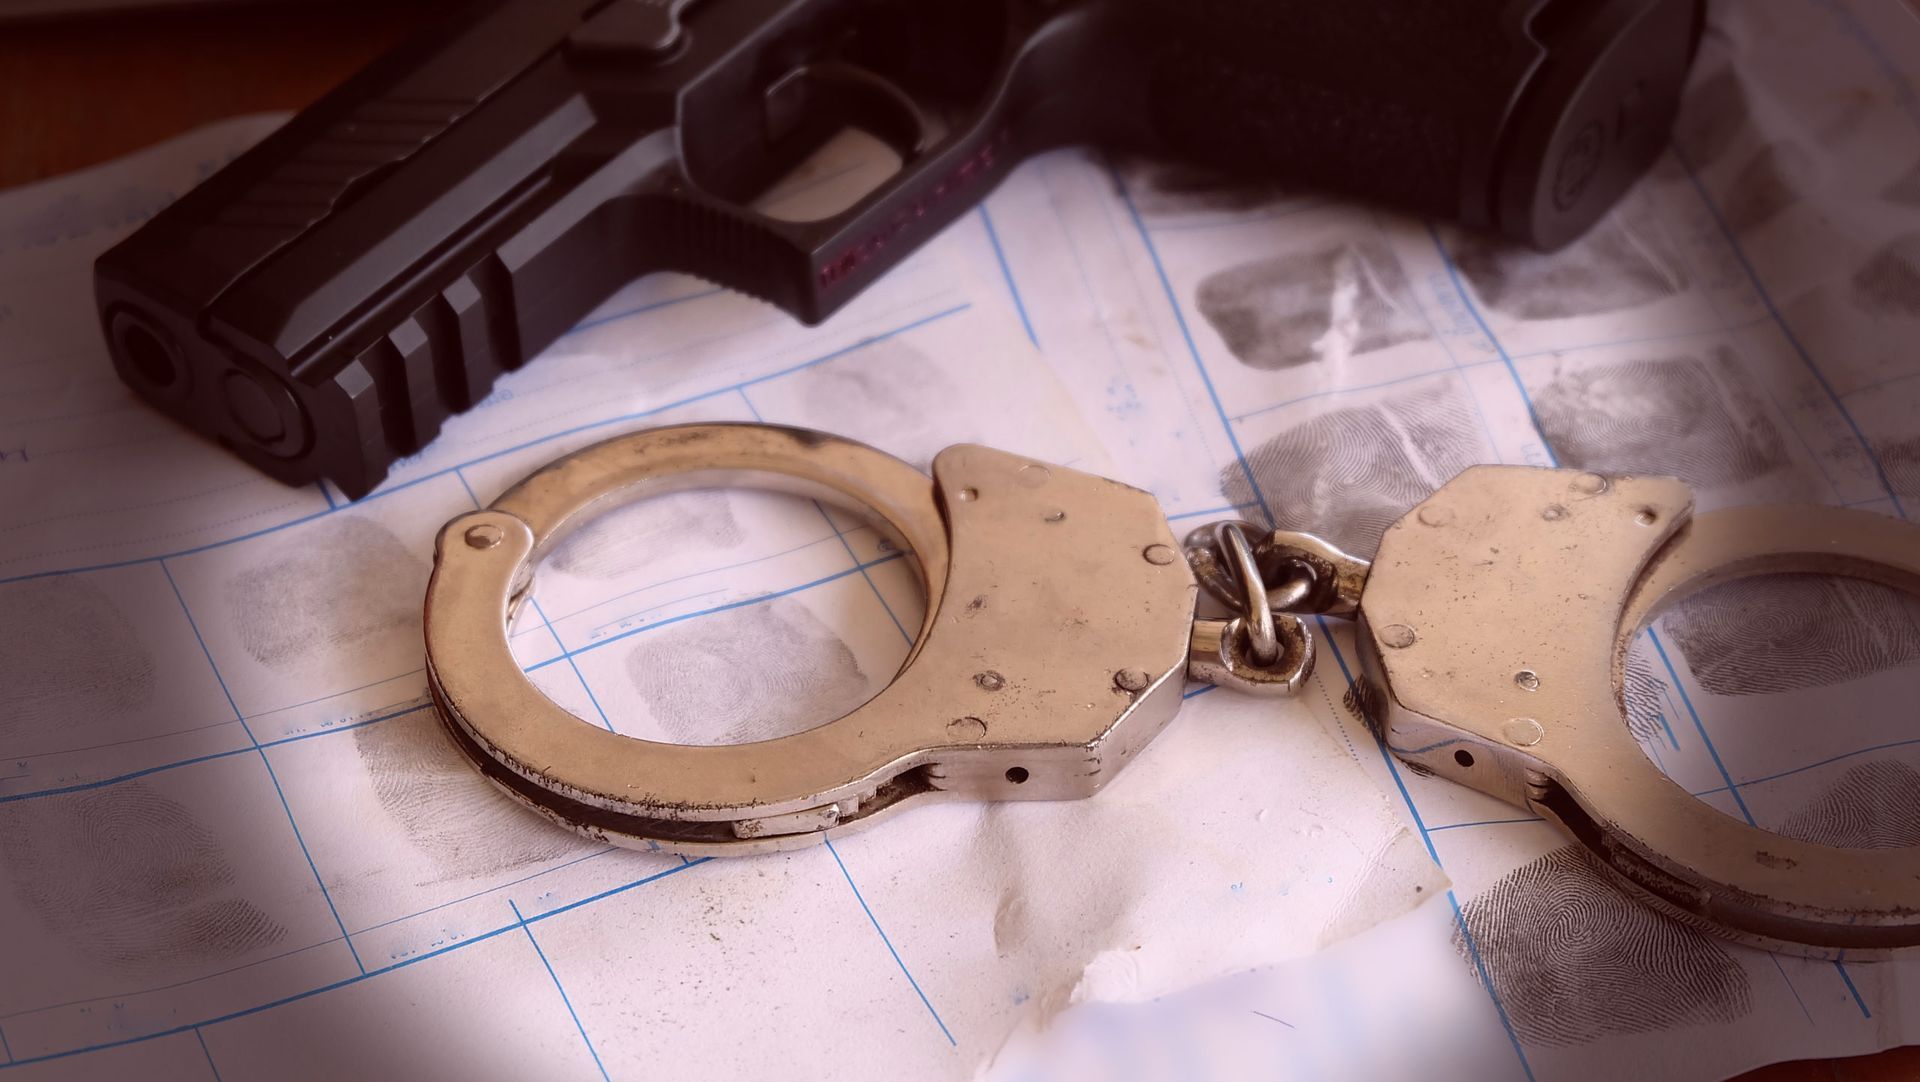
[1635,507,1659,526]
[948,716,988,740]
[1114,668,1151,693]
[1513,669,1541,691]
[464,523,503,549]
[1044,510,1067,524]
[1142,543,1178,565]
[1502,717,1545,747]
[1570,472,1609,496]
[1416,504,1454,527]
[973,670,1006,691]
[1541,504,1568,522]
[1379,623,1417,649]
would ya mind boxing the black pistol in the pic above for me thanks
[95,0,1705,499]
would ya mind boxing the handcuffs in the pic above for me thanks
[424,423,1920,957]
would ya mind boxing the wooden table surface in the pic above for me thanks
[2,6,1917,1080]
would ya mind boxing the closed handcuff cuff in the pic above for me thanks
[424,423,1920,958]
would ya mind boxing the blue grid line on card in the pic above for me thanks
[194,1028,222,1082]
[1111,160,1534,1080]
[0,702,432,806]
[1646,627,1755,826]
[0,303,970,589]
[978,204,1039,349]
[356,848,618,941]
[1232,362,1499,423]
[316,481,337,511]
[734,385,916,646]
[523,553,905,674]
[561,285,723,338]
[824,838,956,1047]
[1835,958,1872,1018]
[1769,955,1815,1027]
[4,538,902,807]
[1425,224,1559,466]
[1428,816,1546,834]
[1164,501,1261,522]
[159,559,364,976]
[0,859,709,1070]
[1110,166,1270,525]
[0,1023,11,1063]
[1446,889,1535,1081]
[1375,216,1502,450]
[1505,319,1773,361]
[1693,734,1920,799]
[2,935,348,1026]
[1671,145,1908,519]
[1841,369,1920,401]
[509,899,611,1082]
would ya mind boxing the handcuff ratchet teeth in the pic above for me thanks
[424,423,1920,957]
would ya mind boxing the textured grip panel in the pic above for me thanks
[1139,0,1539,224]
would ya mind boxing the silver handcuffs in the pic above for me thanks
[424,423,1920,957]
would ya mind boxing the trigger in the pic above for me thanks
[764,63,934,161]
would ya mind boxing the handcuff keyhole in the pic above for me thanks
[1454,749,1475,769]
[1005,766,1030,785]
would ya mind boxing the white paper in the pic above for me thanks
[0,118,1440,1082]
[4,1,1920,1079]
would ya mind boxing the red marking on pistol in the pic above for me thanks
[818,131,1011,290]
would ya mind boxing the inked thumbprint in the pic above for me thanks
[1886,157,1920,207]
[0,782,286,977]
[1663,574,1920,696]
[1674,67,1751,170]
[1621,648,1677,752]
[547,490,741,580]
[1450,197,1689,320]
[1720,143,1814,233]
[224,516,425,672]
[625,597,870,745]
[1456,846,1750,1047]
[0,575,155,754]
[353,711,591,879]
[1533,349,1793,490]
[1223,382,1485,557]
[1195,235,1426,371]
[1777,762,1920,850]
[1851,234,1920,319]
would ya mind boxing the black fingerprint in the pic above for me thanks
[1450,198,1689,320]
[1195,235,1426,371]
[1119,159,1289,216]
[1456,846,1750,1047]
[225,517,425,671]
[0,782,286,977]
[795,352,956,469]
[1222,382,1485,557]
[1886,158,1920,207]
[1884,436,1920,505]
[547,490,741,580]
[1533,348,1792,489]
[1664,574,1920,696]
[1620,647,1674,751]
[1720,143,1811,233]
[0,576,155,754]
[1675,67,1750,169]
[625,597,869,745]
[353,711,589,878]
[1851,234,1920,318]
[1778,762,1920,850]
